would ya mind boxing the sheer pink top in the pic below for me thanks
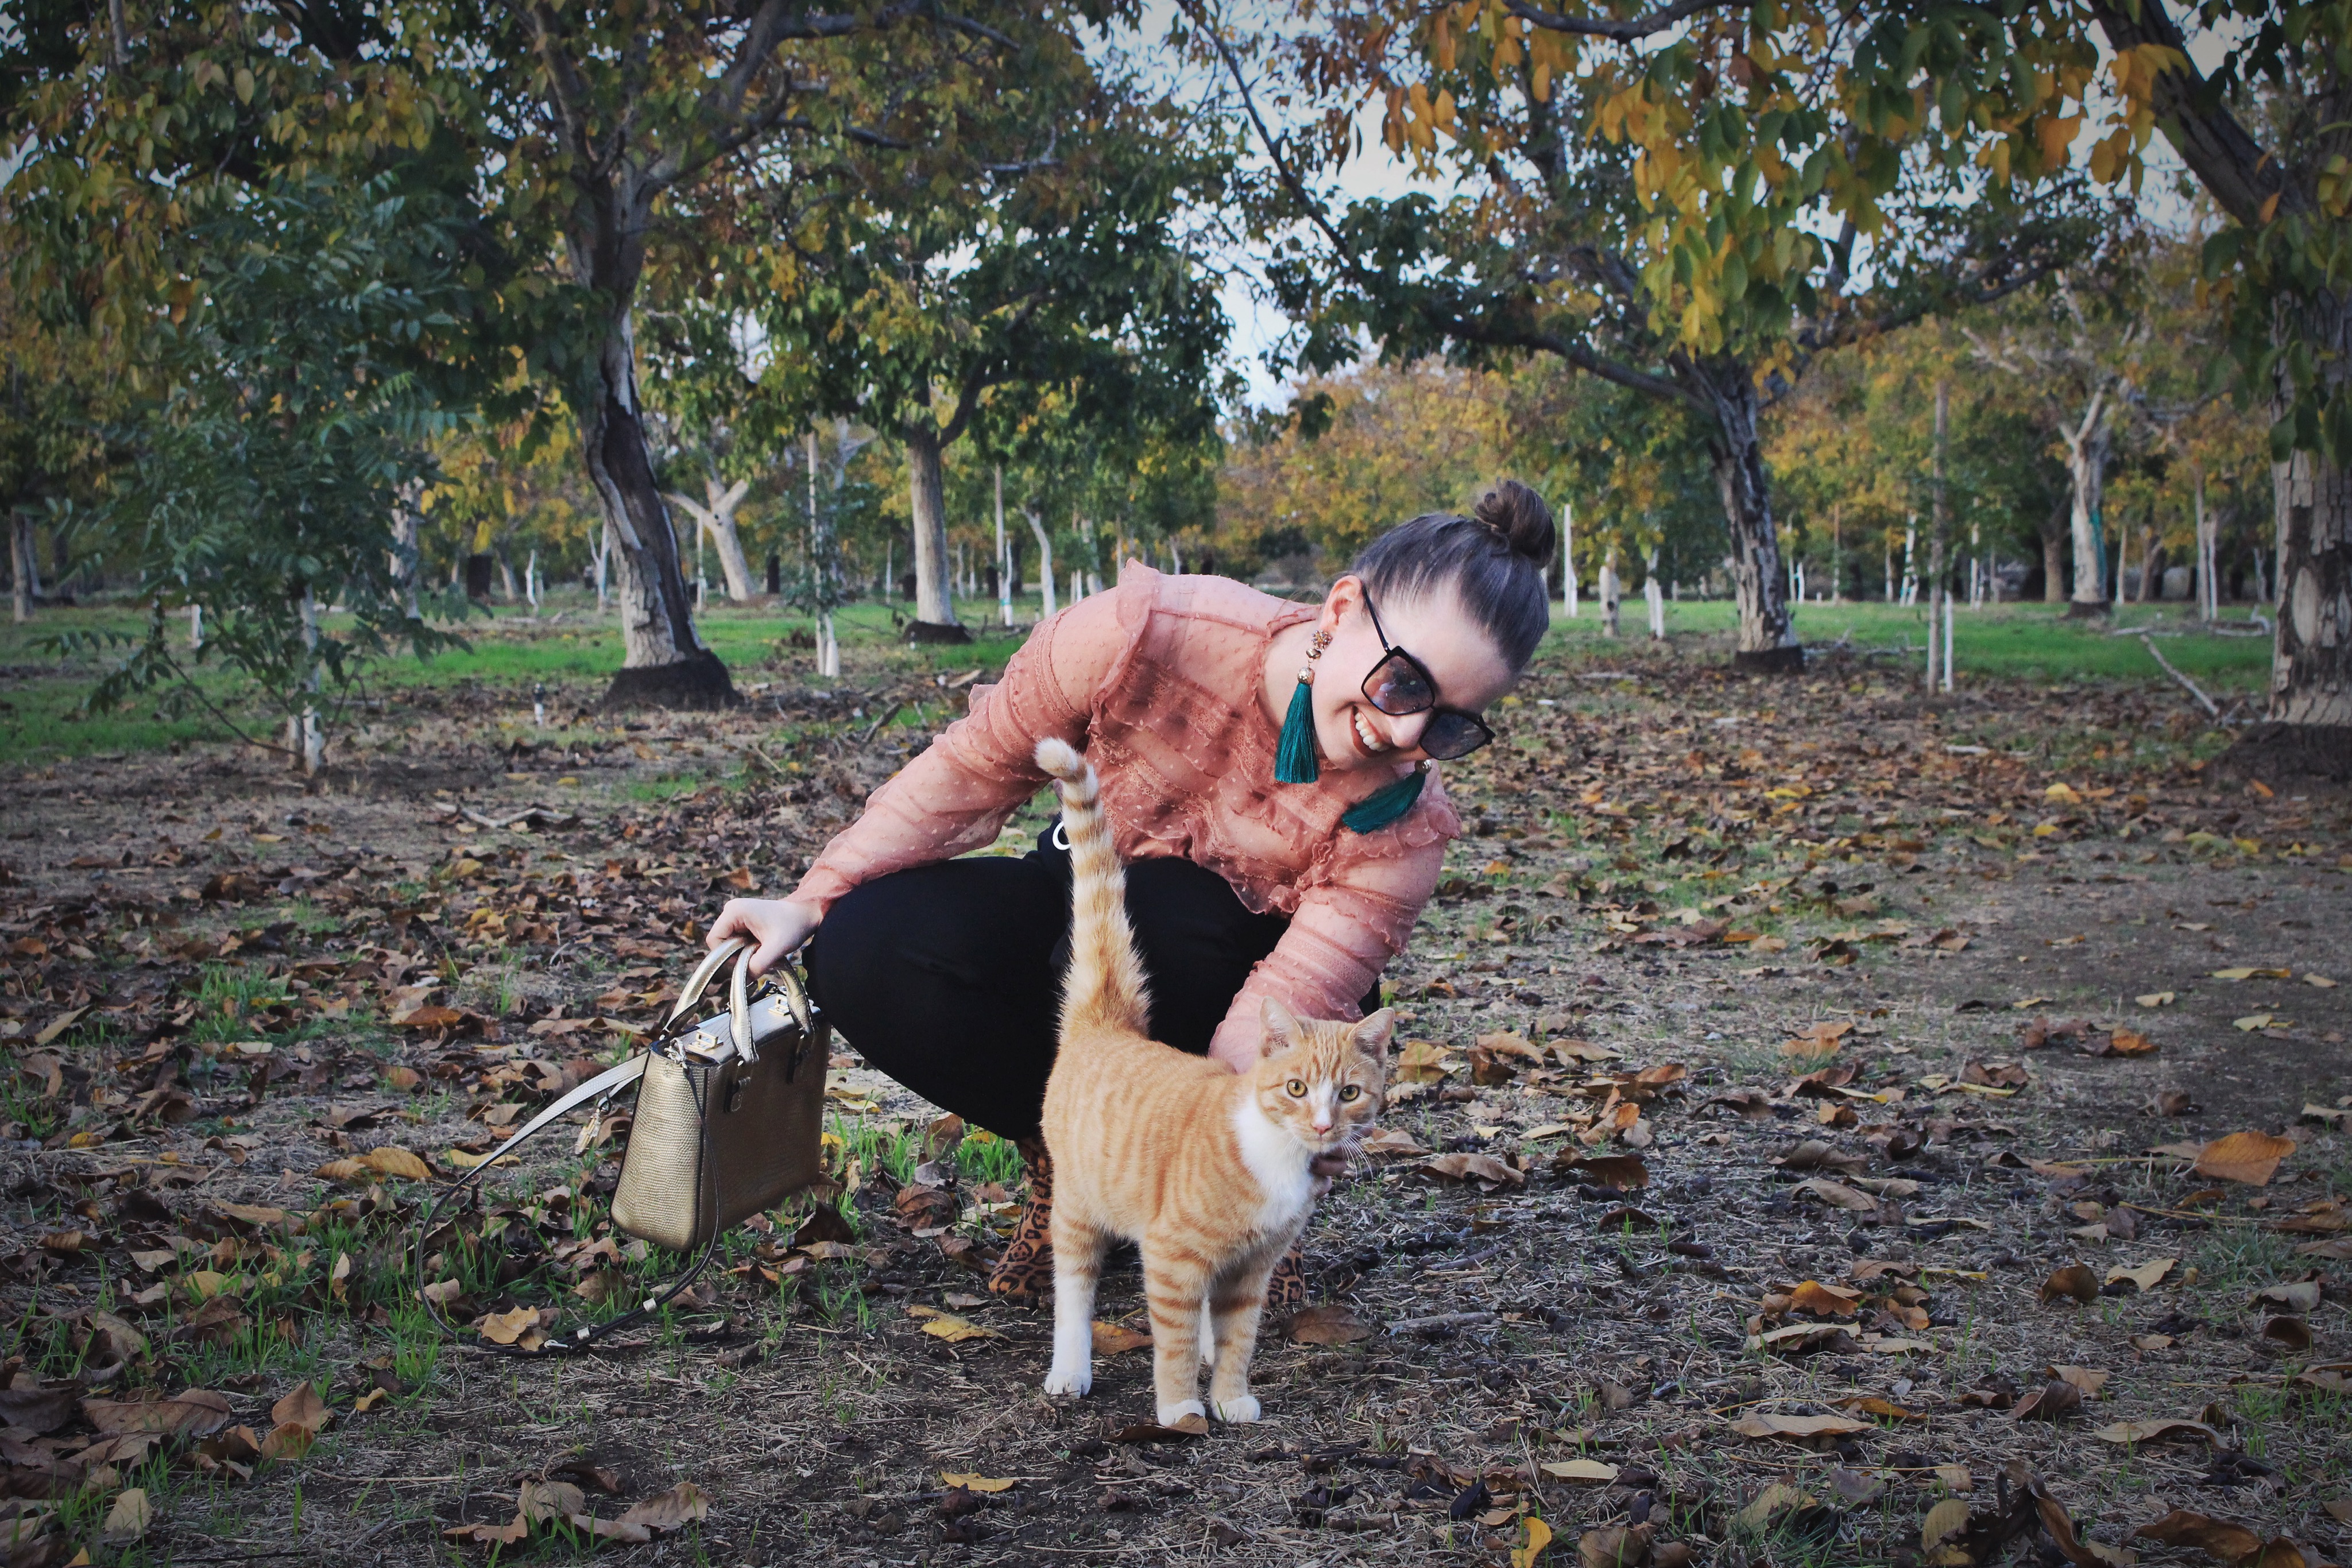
[790,564,1461,1059]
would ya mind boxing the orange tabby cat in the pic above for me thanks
[1033,737,1391,1424]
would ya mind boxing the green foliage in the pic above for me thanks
[34,174,477,747]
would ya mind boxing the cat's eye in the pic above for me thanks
[1285,1079,1306,1097]
[1339,1085,1362,1101]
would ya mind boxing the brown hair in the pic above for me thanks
[1347,479,1556,669]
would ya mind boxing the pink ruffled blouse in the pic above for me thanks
[790,564,1462,1057]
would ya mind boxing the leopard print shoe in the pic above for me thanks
[987,1138,1055,1302]
[1265,1236,1311,1319]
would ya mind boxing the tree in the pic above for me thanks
[1217,361,1512,574]
[2056,0,2351,765]
[458,1,1074,697]
[1200,0,2100,669]
[55,175,474,773]
[752,62,1233,638]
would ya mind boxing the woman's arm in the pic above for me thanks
[787,585,1144,913]
[1204,833,1447,1070]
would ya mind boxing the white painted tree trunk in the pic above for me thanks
[904,424,957,627]
[1645,547,1665,638]
[667,478,756,602]
[1563,500,1578,616]
[1600,559,1621,638]
[995,467,1012,626]
[1026,510,1057,618]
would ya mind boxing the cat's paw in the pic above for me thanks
[1211,1394,1263,1423]
[1156,1399,1206,1427]
[1042,1363,1093,1399]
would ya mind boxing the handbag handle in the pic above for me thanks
[415,948,819,1357]
[671,935,750,1029]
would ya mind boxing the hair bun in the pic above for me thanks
[1473,479,1557,564]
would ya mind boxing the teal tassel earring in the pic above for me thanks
[1274,626,1331,784]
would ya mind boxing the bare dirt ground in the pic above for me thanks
[3,635,2349,1568]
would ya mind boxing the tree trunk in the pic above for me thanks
[1599,558,1620,638]
[2064,409,2111,616]
[2221,292,2352,780]
[904,421,961,635]
[10,515,34,623]
[581,308,732,707]
[390,484,423,618]
[1026,509,1057,618]
[669,477,757,602]
[1929,380,1951,692]
[2040,500,2069,602]
[1695,363,1801,669]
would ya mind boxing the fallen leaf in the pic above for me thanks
[1091,1322,1151,1355]
[2040,1265,2098,1304]
[907,1306,1000,1343]
[0,1380,82,1434]
[442,1515,531,1546]
[475,1306,543,1346]
[1360,1127,1427,1157]
[2136,1509,2261,1563]
[1541,1459,1621,1484]
[2136,992,2176,1007]
[100,1487,153,1544]
[613,1481,710,1533]
[2260,1315,2313,1351]
[2196,1131,2296,1186]
[1559,1153,1650,1188]
[1287,1304,1373,1345]
[1421,1152,1525,1186]
[83,1389,235,1437]
[2094,1419,2219,1446]
[2013,1380,2084,1423]
[1789,1279,1863,1317]
[2250,1282,2320,1312]
[1577,1523,1652,1568]
[1921,1497,1972,1551]
[1730,1412,1869,1440]
[1513,1516,1554,1568]
[2106,1257,2177,1292]
[941,1473,1016,1493]
[1394,1040,1460,1085]
[1732,1483,1817,1532]
[1796,1177,1879,1211]
[2050,1366,2110,1397]
[360,1145,433,1181]
[519,1480,587,1523]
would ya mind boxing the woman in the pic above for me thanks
[709,480,1556,1304]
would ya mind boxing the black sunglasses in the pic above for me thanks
[1359,594,1496,760]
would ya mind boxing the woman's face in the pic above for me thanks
[1306,575,1519,773]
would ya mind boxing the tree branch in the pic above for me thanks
[1178,0,1371,284]
[2082,0,2288,227]
[1502,0,1739,41]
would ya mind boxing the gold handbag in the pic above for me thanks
[416,935,829,1353]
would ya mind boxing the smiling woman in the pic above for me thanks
[706,479,1557,1308]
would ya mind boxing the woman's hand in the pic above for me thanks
[707,897,822,975]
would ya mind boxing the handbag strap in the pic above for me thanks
[415,941,815,1355]
[413,1050,717,1357]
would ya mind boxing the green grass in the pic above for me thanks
[0,586,2277,770]
[1549,596,2275,688]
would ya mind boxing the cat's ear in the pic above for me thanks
[1349,1007,1396,1057]
[1259,995,1301,1056]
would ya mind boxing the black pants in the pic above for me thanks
[804,832,1304,1141]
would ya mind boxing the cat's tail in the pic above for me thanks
[1034,738,1150,1037]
